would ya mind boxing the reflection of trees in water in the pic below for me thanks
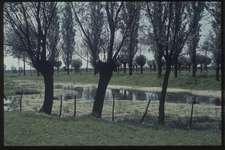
[59,86,221,106]
[74,87,84,98]
[132,90,146,100]
[212,98,221,106]
[90,88,97,99]
[126,90,133,100]
[112,89,123,100]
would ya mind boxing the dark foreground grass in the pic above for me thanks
[4,111,221,146]
[4,68,221,91]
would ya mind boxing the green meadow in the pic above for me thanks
[4,68,222,146]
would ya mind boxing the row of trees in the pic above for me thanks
[147,54,212,75]
[4,2,221,125]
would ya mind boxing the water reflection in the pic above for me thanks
[54,86,221,106]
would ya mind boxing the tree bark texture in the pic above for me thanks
[157,55,162,77]
[158,61,171,125]
[92,61,116,118]
[38,61,54,115]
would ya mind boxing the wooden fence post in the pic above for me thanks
[189,96,196,127]
[59,95,62,117]
[74,95,76,117]
[140,99,151,124]
[112,94,115,121]
[20,90,23,111]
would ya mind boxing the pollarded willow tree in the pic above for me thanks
[72,2,137,118]
[135,55,146,74]
[4,2,61,114]
[145,1,202,125]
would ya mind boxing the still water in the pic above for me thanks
[54,86,221,106]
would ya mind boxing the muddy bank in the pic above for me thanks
[11,80,221,99]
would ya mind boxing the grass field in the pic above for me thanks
[4,67,221,91]
[4,111,221,146]
[3,68,222,146]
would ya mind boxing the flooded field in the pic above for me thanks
[4,80,222,130]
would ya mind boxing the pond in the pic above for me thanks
[54,86,221,106]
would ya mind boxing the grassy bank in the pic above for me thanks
[4,111,221,146]
[4,68,221,91]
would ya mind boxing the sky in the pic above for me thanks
[3,3,213,71]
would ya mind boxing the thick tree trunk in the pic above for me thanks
[92,61,114,118]
[150,66,152,72]
[57,67,59,74]
[157,56,162,77]
[159,61,171,125]
[38,61,54,115]
[157,61,162,77]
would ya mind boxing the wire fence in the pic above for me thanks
[5,93,222,130]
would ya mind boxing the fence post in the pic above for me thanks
[20,90,23,111]
[189,96,196,127]
[140,99,151,124]
[59,95,62,117]
[74,95,76,117]
[112,94,115,121]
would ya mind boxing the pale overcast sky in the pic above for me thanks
[4,3,213,71]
